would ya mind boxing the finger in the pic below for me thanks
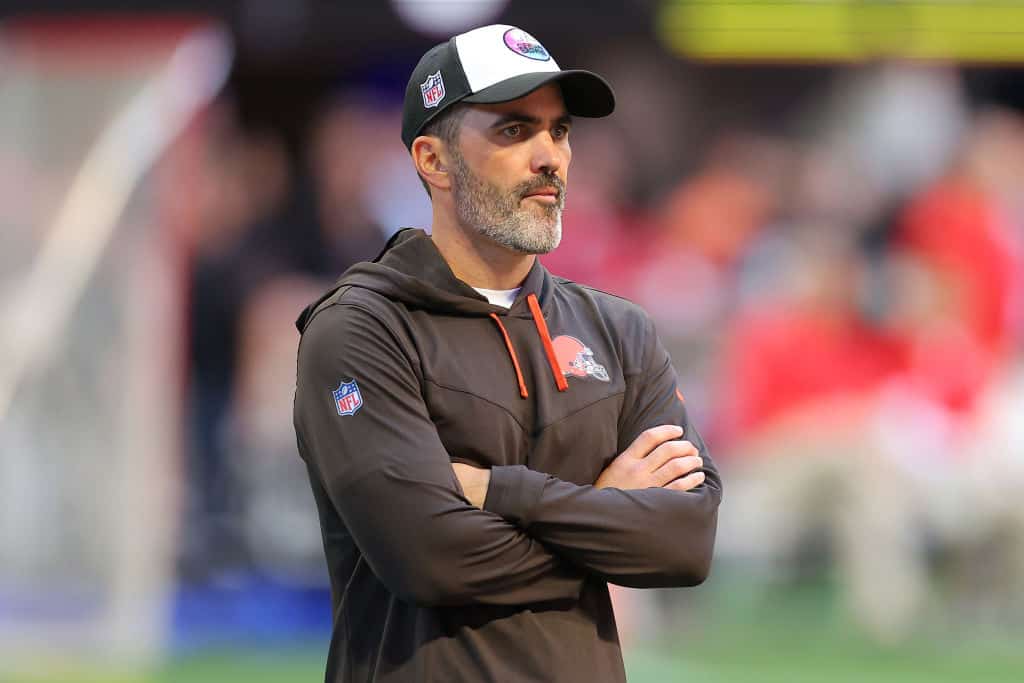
[665,471,706,492]
[622,425,684,459]
[653,454,702,486]
[644,440,699,471]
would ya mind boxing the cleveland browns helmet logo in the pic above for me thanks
[552,335,610,382]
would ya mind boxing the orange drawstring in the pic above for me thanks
[489,295,569,398]
[527,293,569,392]
[489,313,529,399]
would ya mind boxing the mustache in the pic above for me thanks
[515,174,566,202]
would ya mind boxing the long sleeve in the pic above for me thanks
[483,315,722,588]
[294,302,583,607]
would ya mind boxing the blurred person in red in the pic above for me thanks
[712,226,924,643]
[293,25,721,683]
[706,133,944,641]
[893,105,1024,415]
[713,95,1024,637]
[883,91,1024,619]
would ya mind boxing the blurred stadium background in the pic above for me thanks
[2,1,1023,681]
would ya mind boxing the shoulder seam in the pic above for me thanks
[578,285,640,307]
[553,276,643,308]
[301,285,351,330]
[304,287,399,332]
[304,297,422,379]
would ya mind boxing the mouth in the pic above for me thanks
[522,187,560,204]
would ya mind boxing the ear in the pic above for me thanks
[411,135,452,194]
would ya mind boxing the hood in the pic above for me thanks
[295,228,569,400]
[296,228,552,333]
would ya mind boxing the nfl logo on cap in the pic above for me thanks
[333,379,363,416]
[420,70,445,108]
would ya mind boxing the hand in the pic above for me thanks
[452,462,491,508]
[594,425,704,492]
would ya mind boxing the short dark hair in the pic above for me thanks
[416,104,467,197]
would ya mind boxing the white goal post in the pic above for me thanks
[0,18,231,673]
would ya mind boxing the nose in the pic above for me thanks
[530,132,564,176]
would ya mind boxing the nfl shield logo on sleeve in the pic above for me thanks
[420,70,445,108]
[333,379,363,416]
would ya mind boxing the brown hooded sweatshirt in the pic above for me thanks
[293,228,721,683]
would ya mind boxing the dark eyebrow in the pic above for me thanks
[489,111,573,129]
[489,112,540,129]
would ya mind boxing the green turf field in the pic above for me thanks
[10,575,1023,682]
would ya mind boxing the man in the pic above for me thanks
[293,24,721,683]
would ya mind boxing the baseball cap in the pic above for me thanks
[401,24,615,149]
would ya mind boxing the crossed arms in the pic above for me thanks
[293,304,722,606]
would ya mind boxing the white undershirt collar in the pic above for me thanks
[472,286,521,309]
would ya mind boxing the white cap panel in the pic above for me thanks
[454,24,560,93]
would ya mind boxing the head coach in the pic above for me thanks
[293,24,722,683]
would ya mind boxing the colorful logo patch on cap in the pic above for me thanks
[333,379,363,416]
[552,335,610,382]
[420,70,445,109]
[502,28,551,62]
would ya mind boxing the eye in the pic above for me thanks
[502,124,522,138]
[551,124,570,140]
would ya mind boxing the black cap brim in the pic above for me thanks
[462,70,615,118]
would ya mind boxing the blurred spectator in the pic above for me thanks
[182,91,402,580]
[881,99,1024,622]
[227,274,328,584]
[712,89,1024,641]
[634,131,791,337]
[297,92,395,273]
[712,232,927,643]
[895,108,1023,372]
[183,101,294,579]
[713,231,899,446]
[816,64,967,200]
[657,132,787,269]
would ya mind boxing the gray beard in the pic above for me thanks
[450,152,564,255]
